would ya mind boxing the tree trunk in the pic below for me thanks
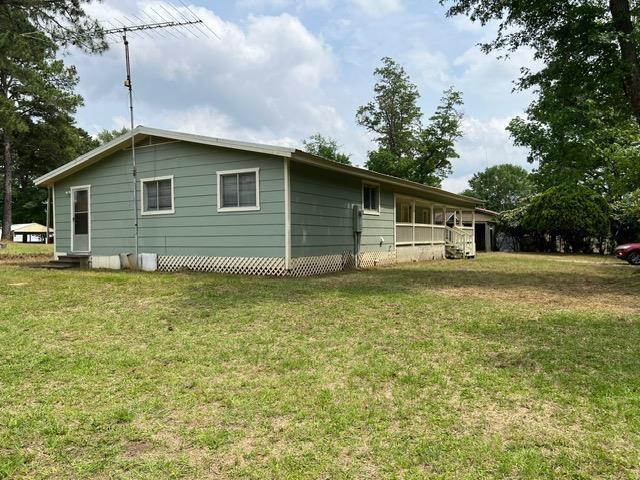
[610,0,640,124]
[2,135,12,241]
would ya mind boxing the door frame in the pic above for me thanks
[70,184,91,253]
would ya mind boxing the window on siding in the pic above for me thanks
[363,183,379,213]
[142,177,174,214]
[219,170,259,210]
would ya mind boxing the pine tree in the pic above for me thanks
[0,7,82,239]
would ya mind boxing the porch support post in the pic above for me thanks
[430,205,434,244]
[411,200,416,246]
[443,207,447,245]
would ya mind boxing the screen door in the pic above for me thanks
[72,187,90,252]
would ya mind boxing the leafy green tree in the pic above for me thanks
[523,184,610,252]
[95,127,130,145]
[356,57,422,158]
[302,133,351,165]
[0,7,82,239]
[462,164,534,212]
[412,87,464,185]
[11,118,97,224]
[365,149,414,181]
[357,57,464,187]
[496,202,530,251]
[507,87,640,198]
[443,0,640,207]
[441,0,640,125]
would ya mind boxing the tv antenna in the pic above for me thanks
[100,2,219,261]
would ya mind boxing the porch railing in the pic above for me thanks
[395,224,475,256]
[445,226,475,256]
[396,224,447,246]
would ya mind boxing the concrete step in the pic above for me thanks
[37,254,90,269]
[30,262,76,269]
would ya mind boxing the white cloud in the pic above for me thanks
[406,50,452,96]
[69,0,539,194]
[351,0,402,17]
[449,15,484,34]
[237,0,334,10]
[73,2,340,149]
[452,44,540,117]
[441,174,473,194]
[443,116,532,193]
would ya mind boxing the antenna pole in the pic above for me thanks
[99,10,216,266]
[123,28,139,263]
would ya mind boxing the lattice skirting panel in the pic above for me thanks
[158,255,287,276]
[289,252,356,277]
[158,251,399,276]
[357,250,397,268]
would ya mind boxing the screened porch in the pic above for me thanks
[394,195,476,256]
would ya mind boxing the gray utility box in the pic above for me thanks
[352,204,363,233]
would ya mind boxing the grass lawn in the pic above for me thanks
[1,252,639,479]
[0,242,53,261]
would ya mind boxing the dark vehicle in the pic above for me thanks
[615,243,640,265]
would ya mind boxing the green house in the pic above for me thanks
[35,126,482,275]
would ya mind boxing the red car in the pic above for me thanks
[615,243,640,265]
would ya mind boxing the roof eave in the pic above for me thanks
[35,126,296,187]
[291,150,483,208]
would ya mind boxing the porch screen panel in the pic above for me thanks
[396,200,413,223]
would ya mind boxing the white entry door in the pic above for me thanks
[71,186,90,252]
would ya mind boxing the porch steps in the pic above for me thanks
[445,245,465,259]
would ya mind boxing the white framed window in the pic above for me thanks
[362,182,380,215]
[140,175,175,215]
[217,168,260,212]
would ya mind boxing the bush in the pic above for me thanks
[523,184,609,252]
[611,189,640,244]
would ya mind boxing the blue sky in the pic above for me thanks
[69,0,536,192]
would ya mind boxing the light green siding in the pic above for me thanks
[54,141,286,257]
[290,162,395,257]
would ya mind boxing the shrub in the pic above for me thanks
[523,184,609,252]
[611,189,640,244]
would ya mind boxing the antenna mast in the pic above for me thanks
[101,4,218,263]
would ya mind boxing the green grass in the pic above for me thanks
[0,242,53,260]
[1,253,639,479]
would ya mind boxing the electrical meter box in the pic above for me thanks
[353,204,363,233]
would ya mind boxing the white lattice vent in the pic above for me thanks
[358,251,397,268]
[289,252,355,277]
[157,255,287,276]
[157,250,399,277]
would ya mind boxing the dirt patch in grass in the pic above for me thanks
[122,439,154,458]
[437,284,639,315]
